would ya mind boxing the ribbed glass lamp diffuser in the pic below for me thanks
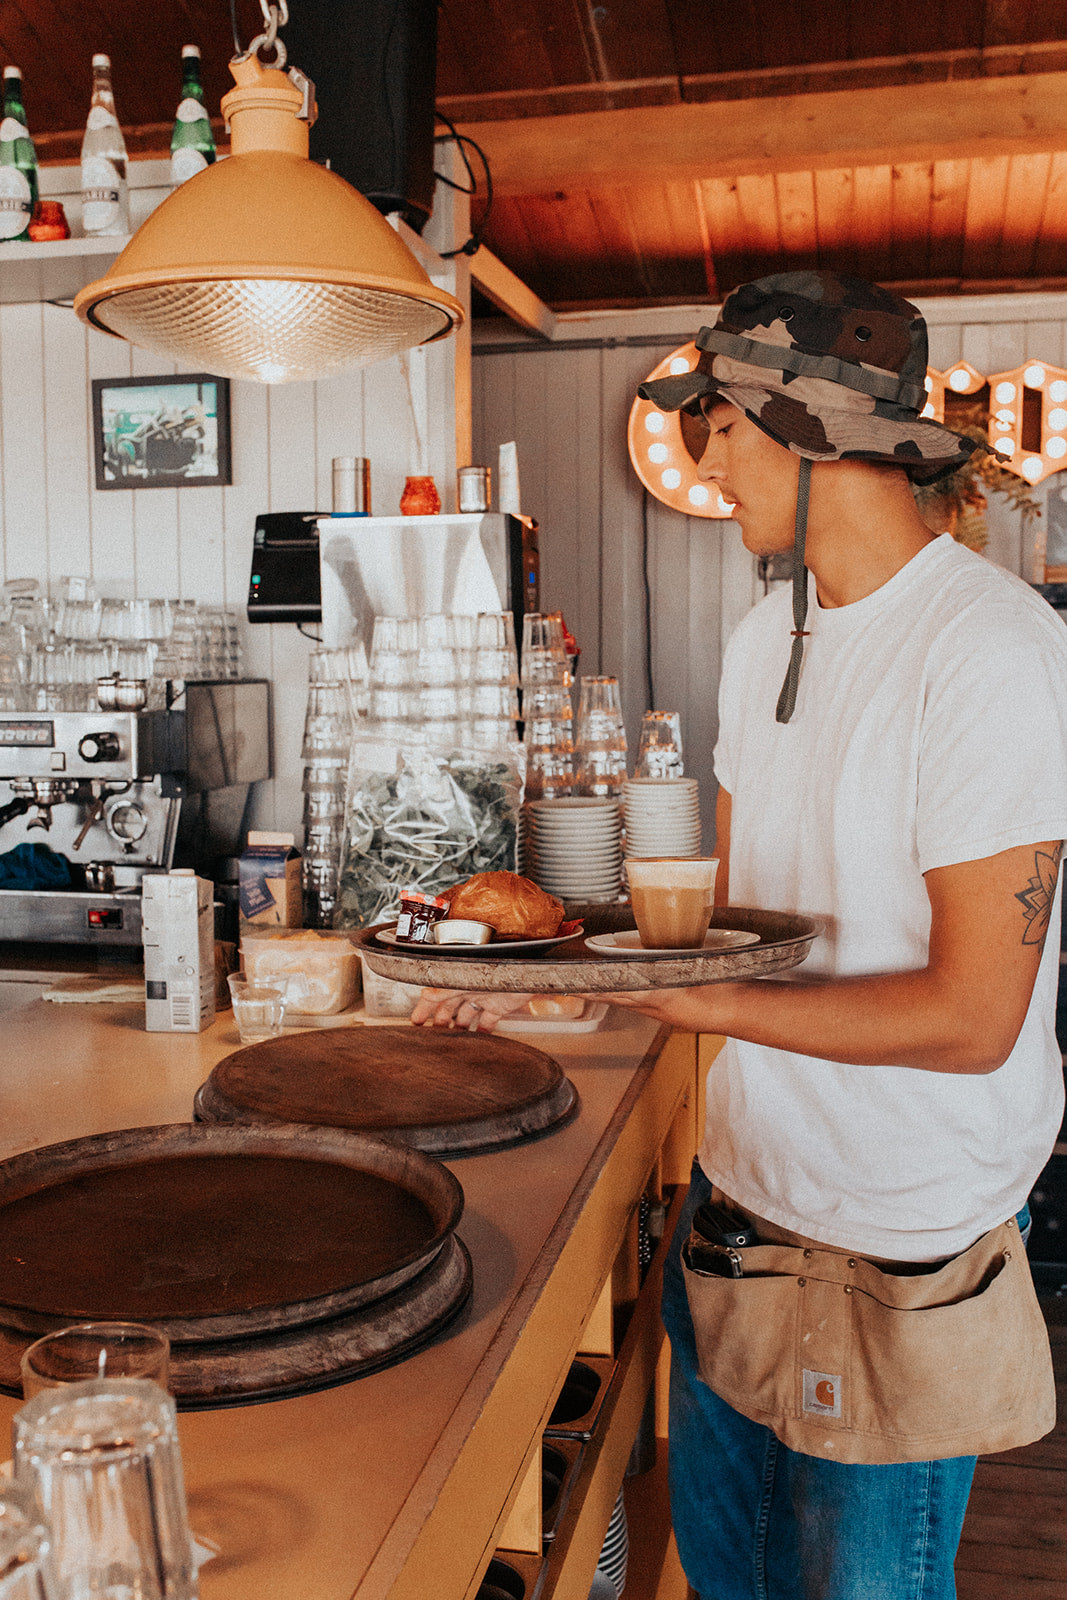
[73,57,463,384]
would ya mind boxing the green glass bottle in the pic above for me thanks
[0,67,38,242]
[170,45,216,186]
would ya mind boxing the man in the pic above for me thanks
[414,272,1067,1599]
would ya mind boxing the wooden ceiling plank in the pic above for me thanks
[812,166,855,273]
[733,171,781,283]
[574,0,680,86]
[1033,152,1067,279]
[927,157,971,281]
[849,165,894,283]
[458,71,1067,195]
[690,178,720,302]
[887,162,934,283]
[774,169,819,269]
[696,175,748,289]
[998,151,1052,278]
[624,180,712,301]
[959,154,1011,280]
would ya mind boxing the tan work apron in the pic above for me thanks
[682,1197,1056,1465]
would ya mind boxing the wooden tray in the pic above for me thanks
[0,1235,472,1409]
[356,907,821,993]
[195,1028,578,1156]
[0,1122,464,1343]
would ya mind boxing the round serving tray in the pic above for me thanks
[0,1121,464,1344]
[0,1235,472,1409]
[356,907,821,993]
[194,1027,578,1157]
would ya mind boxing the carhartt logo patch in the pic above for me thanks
[803,1369,842,1417]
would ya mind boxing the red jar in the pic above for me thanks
[395,889,450,944]
[28,201,70,241]
[400,475,441,516]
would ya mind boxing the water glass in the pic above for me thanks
[635,710,684,778]
[227,974,288,1042]
[521,612,569,687]
[21,1325,170,1400]
[525,747,574,800]
[13,1378,196,1600]
[0,1479,57,1600]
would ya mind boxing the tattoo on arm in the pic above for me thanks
[1015,844,1064,946]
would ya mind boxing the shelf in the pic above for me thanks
[0,234,124,306]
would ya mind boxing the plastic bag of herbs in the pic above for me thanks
[335,734,524,930]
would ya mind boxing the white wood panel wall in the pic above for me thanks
[472,292,1067,849]
[0,176,468,844]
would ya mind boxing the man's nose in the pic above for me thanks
[697,437,722,482]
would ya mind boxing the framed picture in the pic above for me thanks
[91,374,232,490]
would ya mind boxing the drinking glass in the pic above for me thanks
[635,711,684,778]
[21,1324,171,1400]
[227,974,289,1042]
[521,613,569,687]
[0,1479,58,1600]
[625,856,717,948]
[13,1379,196,1600]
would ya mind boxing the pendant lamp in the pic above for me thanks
[73,49,463,384]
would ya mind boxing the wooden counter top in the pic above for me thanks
[0,997,686,1600]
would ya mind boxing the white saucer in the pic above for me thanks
[584,928,761,956]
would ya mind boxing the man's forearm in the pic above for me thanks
[625,968,1019,1075]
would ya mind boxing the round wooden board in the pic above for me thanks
[195,1027,578,1156]
[356,908,821,993]
[0,1122,463,1343]
[0,1236,473,1409]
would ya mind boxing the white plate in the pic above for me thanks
[374,924,583,953]
[583,928,761,956]
[497,1002,609,1034]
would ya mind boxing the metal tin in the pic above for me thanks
[457,465,491,512]
[331,456,371,516]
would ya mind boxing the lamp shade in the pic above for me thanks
[73,56,464,384]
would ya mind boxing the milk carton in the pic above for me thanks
[238,831,303,926]
[142,870,216,1033]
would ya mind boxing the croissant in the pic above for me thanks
[445,871,565,939]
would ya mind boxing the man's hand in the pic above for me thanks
[411,988,534,1031]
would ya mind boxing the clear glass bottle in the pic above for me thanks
[169,45,216,186]
[80,54,129,237]
[0,67,38,242]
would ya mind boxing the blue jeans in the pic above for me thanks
[662,1165,978,1600]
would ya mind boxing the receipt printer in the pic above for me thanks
[247,512,323,624]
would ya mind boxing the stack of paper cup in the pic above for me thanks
[524,798,623,903]
[622,778,702,859]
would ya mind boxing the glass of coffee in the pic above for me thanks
[626,856,718,948]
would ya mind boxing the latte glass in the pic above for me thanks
[625,856,718,948]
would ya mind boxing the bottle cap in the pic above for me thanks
[3,66,20,79]
[92,54,111,68]
[182,45,201,59]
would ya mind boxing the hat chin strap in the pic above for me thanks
[775,456,812,725]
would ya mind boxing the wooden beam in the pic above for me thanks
[470,245,558,339]
[455,71,1067,196]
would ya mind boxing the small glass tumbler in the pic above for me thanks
[0,1479,58,1600]
[21,1323,170,1400]
[226,974,289,1043]
[635,710,684,778]
[13,1378,197,1600]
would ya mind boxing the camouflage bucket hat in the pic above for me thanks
[638,270,975,485]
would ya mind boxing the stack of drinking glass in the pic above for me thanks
[0,579,244,713]
[573,675,628,797]
[520,613,574,800]
[366,612,519,748]
[301,645,369,927]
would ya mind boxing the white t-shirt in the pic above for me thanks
[705,534,1067,1260]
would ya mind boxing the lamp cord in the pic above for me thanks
[434,113,494,259]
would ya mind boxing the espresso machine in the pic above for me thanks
[0,681,270,944]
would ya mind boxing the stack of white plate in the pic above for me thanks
[623,777,702,858]
[524,797,623,903]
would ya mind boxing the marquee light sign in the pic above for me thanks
[629,345,1067,518]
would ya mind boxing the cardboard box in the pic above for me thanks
[142,871,216,1033]
[239,831,302,926]
[241,928,361,1015]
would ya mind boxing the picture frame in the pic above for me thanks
[91,374,232,491]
